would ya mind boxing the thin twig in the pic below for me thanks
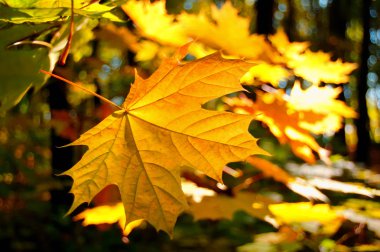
[59,0,75,65]
[40,70,123,110]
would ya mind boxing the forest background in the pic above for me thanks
[1,0,380,251]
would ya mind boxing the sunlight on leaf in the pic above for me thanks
[224,93,327,163]
[73,203,144,236]
[269,202,342,234]
[190,192,276,225]
[270,29,357,84]
[181,180,215,203]
[61,51,266,236]
[307,178,380,197]
[178,1,270,59]
[122,0,188,46]
[240,63,290,86]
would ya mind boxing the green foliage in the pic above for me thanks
[0,24,51,112]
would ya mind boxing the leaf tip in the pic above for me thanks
[175,42,193,62]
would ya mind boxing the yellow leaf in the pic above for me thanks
[122,0,188,46]
[270,29,357,84]
[240,63,290,86]
[289,82,357,117]
[62,52,266,236]
[134,40,161,62]
[73,203,144,236]
[288,82,357,134]
[178,2,270,59]
[269,202,339,224]
[269,28,309,61]
[189,192,276,224]
[289,50,357,84]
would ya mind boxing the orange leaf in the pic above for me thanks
[224,92,325,163]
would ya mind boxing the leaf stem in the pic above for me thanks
[59,0,75,65]
[40,69,123,110]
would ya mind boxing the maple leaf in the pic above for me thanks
[224,92,327,163]
[121,0,188,46]
[60,52,266,236]
[73,203,144,236]
[269,29,309,60]
[240,63,290,86]
[178,1,270,59]
[288,82,357,134]
[288,50,357,84]
[270,29,357,84]
[269,202,343,234]
[189,191,276,225]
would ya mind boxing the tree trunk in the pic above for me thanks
[285,0,296,41]
[355,0,371,164]
[47,69,75,213]
[255,0,275,35]
[328,0,349,156]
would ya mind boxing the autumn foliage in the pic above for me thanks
[1,0,380,250]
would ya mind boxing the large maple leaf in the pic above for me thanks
[60,52,266,235]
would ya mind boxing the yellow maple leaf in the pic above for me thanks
[269,202,342,234]
[270,29,357,84]
[287,82,357,134]
[73,203,144,236]
[178,1,270,59]
[122,0,188,46]
[269,29,309,61]
[240,63,290,86]
[289,82,357,117]
[269,203,338,223]
[189,192,276,225]
[288,50,357,84]
[61,52,266,236]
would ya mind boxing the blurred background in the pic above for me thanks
[1,0,380,251]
